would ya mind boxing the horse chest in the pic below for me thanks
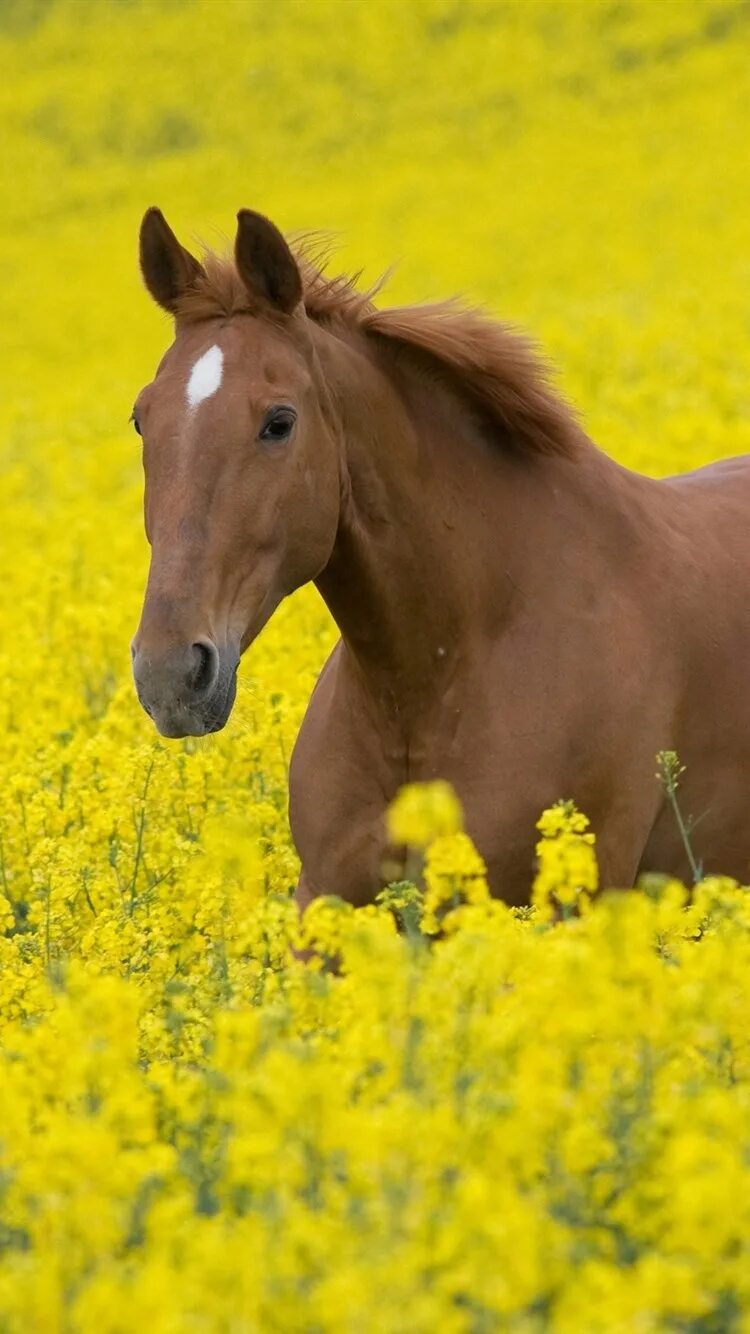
[289,650,566,904]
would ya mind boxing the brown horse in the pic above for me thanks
[131,206,750,906]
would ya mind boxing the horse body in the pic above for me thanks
[639,458,750,884]
[131,208,750,904]
[293,340,750,902]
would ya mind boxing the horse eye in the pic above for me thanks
[130,411,142,438]
[259,406,296,443]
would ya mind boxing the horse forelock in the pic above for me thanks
[173,243,580,459]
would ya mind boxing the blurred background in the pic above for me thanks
[3,0,750,468]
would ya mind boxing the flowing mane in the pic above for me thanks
[174,246,580,458]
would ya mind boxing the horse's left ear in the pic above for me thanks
[139,207,205,314]
[235,209,303,315]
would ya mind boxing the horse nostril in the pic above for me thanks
[189,637,220,698]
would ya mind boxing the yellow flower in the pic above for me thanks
[422,831,490,933]
[532,800,599,921]
[3,2,750,1326]
[386,781,464,848]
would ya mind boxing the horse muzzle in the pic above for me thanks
[131,635,239,738]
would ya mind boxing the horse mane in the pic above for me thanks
[360,303,578,457]
[174,244,579,458]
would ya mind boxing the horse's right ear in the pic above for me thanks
[139,207,204,314]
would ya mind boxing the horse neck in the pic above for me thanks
[312,323,625,711]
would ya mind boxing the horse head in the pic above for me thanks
[131,208,341,737]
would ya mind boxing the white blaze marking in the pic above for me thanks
[186,345,223,408]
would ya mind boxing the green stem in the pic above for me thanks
[665,785,702,885]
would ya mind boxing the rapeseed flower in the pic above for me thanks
[2,1,750,1327]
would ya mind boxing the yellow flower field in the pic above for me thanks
[3,1,750,1328]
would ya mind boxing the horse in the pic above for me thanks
[131,206,750,907]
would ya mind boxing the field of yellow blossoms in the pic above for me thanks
[3,1,750,1329]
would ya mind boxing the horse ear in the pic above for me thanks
[234,209,302,315]
[139,207,204,314]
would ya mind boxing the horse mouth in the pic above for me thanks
[140,665,238,739]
